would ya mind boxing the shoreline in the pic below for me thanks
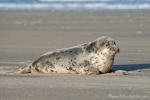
[1,9,150,13]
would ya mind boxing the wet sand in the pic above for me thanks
[0,11,150,100]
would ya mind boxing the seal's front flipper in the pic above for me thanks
[86,67,100,75]
[109,69,128,75]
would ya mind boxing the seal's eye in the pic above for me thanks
[105,43,109,47]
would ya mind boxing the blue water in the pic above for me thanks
[0,0,150,11]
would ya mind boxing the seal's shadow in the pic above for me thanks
[113,64,150,71]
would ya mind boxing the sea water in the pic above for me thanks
[0,0,150,11]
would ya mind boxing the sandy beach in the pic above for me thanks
[0,11,150,100]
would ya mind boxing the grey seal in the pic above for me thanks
[6,36,126,75]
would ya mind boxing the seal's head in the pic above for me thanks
[95,36,120,59]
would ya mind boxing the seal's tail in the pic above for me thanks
[5,65,32,74]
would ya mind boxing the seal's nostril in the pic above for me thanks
[117,47,120,53]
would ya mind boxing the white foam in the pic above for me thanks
[0,3,150,10]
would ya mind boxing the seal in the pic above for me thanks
[6,36,126,75]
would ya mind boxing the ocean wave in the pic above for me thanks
[0,1,150,11]
[39,0,113,2]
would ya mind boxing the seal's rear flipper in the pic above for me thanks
[5,65,31,74]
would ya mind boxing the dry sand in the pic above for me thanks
[0,11,150,100]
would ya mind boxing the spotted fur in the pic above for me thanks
[6,36,121,75]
